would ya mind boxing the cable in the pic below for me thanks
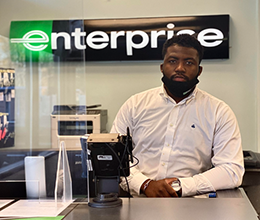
[129,155,139,168]
[105,143,131,197]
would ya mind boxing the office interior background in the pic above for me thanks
[0,0,259,153]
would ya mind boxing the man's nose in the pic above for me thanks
[175,62,185,72]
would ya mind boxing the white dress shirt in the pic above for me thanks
[110,85,244,197]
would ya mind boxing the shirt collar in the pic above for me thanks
[159,84,197,105]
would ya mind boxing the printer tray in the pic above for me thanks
[243,150,260,168]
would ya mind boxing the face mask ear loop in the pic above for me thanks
[197,66,202,77]
[161,74,199,98]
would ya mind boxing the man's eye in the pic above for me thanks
[169,60,176,63]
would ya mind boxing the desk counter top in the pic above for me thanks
[62,189,259,220]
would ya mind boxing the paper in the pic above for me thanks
[0,200,13,209]
[11,89,15,98]
[0,199,72,218]
[0,92,3,101]
[12,217,64,220]
[2,217,64,220]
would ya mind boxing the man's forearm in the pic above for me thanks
[179,163,244,197]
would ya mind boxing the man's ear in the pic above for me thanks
[160,63,164,73]
[198,66,203,76]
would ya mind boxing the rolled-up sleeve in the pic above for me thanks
[179,104,244,197]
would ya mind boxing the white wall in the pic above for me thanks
[0,0,259,151]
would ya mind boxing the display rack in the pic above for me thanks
[0,67,15,148]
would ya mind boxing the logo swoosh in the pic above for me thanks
[10,30,49,51]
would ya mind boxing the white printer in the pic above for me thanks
[51,105,107,149]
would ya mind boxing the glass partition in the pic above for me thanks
[0,7,90,200]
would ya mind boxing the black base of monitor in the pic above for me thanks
[88,193,122,208]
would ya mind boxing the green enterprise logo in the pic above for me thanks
[10,21,53,62]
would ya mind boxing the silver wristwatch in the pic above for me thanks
[171,179,182,197]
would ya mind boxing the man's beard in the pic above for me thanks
[161,73,199,98]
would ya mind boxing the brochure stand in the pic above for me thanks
[80,134,91,203]
[54,141,73,202]
[24,156,46,199]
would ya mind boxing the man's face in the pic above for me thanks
[160,44,202,81]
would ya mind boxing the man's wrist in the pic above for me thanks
[140,179,153,194]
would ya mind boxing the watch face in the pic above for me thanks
[171,181,181,191]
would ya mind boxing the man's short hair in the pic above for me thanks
[162,34,204,64]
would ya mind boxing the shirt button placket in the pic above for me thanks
[158,106,179,179]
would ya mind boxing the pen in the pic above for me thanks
[208,192,217,198]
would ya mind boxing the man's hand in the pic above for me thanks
[141,178,179,197]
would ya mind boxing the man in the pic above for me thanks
[110,34,244,197]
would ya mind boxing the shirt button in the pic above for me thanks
[162,163,165,166]
[170,124,173,127]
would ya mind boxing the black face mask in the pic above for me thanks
[161,74,199,98]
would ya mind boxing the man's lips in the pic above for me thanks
[172,76,187,82]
